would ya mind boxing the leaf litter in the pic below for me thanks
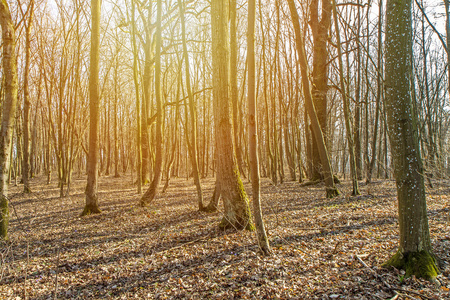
[1,175,449,299]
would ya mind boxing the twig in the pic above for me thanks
[354,254,391,289]
[392,288,433,300]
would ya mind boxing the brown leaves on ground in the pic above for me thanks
[1,175,449,299]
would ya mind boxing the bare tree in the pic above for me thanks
[382,0,438,280]
[82,0,102,216]
[0,0,19,240]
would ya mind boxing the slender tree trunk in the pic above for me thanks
[0,0,18,240]
[382,0,438,280]
[140,0,163,206]
[22,0,34,193]
[287,0,339,198]
[248,0,270,254]
[332,0,360,195]
[141,5,153,185]
[82,0,102,216]
[131,1,142,193]
[354,0,362,180]
[178,0,204,210]
[367,0,383,183]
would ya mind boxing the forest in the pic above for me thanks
[0,0,449,298]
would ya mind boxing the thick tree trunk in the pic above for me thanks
[309,0,332,181]
[82,0,102,216]
[0,0,19,240]
[382,0,438,280]
[211,0,254,230]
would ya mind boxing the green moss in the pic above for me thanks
[326,187,340,198]
[383,250,439,281]
[80,204,102,216]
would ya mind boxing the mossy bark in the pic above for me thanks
[383,0,439,281]
[80,202,102,216]
[211,0,254,231]
[383,250,439,281]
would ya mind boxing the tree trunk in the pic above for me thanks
[382,0,438,280]
[178,0,204,210]
[211,0,254,230]
[309,0,332,181]
[140,0,163,206]
[0,0,19,240]
[287,0,339,198]
[366,0,383,183]
[22,0,34,194]
[82,0,102,216]
[332,0,360,195]
[131,0,142,193]
[248,0,270,254]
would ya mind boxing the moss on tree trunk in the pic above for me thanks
[383,250,439,281]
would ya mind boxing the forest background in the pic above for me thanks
[0,0,449,298]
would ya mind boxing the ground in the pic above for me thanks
[1,174,449,299]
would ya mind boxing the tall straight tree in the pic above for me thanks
[308,0,332,180]
[382,0,438,280]
[0,0,19,240]
[248,0,270,253]
[82,0,102,216]
[332,0,359,195]
[211,0,254,229]
[140,0,163,206]
[22,0,34,193]
[287,0,339,198]
[178,0,204,210]
[130,0,143,193]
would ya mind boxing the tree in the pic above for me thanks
[0,0,19,240]
[248,0,270,254]
[140,0,163,206]
[382,0,439,280]
[287,0,339,198]
[332,0,360,195]
[308,0,332,181]
[211,0,254,230]
[22,0,35,194]
[82,0,102,216]
[178,0,204,211]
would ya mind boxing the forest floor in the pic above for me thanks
[0,174,449,299]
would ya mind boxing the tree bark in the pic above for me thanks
[22,0,34,194]
[248,0,270,254]
[382,0,438,280]
[140,0,163,206]
[82,0,102,216]
[331,0,360,195]
[211,0,254,230]
[178,0,204,211]
[0,0,19,240]
[287,0,339,198]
